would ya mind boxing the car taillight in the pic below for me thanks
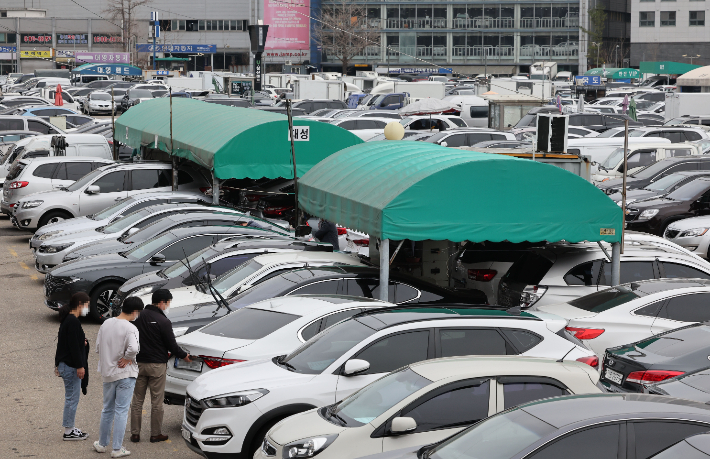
[352,238,369,246]
[468,269,497,282]
[337,227,347,235]
[521,285,547,308]
[263,206,292,217]
[200,356,245,370]
[199,187,210,194]
[565,327,605,340]
[246,194,261,202]
[575,356,599,369]
[9,181,28,189]
[626,370,684,385]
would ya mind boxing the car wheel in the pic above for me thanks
[37,210,72,228]
[90,281,122,322]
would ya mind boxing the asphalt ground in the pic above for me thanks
[0,215,196,458]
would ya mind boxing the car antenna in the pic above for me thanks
[556,346,576,363]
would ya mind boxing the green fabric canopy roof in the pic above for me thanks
[298,142,622,243]
[585,68,641,79]
[114,98,363,179]
[639,61,699,75]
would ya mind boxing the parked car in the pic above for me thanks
[424,128,516,147]
[607,170,710,205]
[368,394,710,459]
[45,225,267,320]
[259,357,602,459]
[82,91,118,116]
[596,156,710,195]
[12,162,210,230]
[567,112,642,132]
[664,215,710,259]
[119,88,155,112]
[165,295,388,402]
[327,118,390,141]
[648,367,710,403]
[2,157,112,215]
[497,234,710,309]
[14,106,80,118]
[600,323,710,393]
[0,115,65,135]
[180,305,596,458]
[628,126,710,142]
[366,132,435,142]
[535,279,710,356]
[592,143,702,182]
[399,115,467,131]
[290,100,348,115]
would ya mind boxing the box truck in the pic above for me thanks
[369,81,445,99]
[293,79,346,100]
[664,92,710,121]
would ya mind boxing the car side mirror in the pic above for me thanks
[440,141,448,147]
[126,227,140,236]
[85,185,100,194]
[390,417,417,434]
[295,225,312,237]
[343,359,370,376]
[150,253,166,264]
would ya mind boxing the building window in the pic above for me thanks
[639,11,655,26]
[171,19,178,30]
[199,20,205,30]
[661,11,676,25]
[178,20,186,30]
[690,10,705,25]
[640,0,655,2]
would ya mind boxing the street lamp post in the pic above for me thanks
[615,45,619,68]
[591,42,600,69]
[683,54,701,65]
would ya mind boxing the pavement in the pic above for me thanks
[0,216,197,458]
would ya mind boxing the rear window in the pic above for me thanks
[200,307,300,339]
[568,286,640,312]
[503,252,553,285]
[6,162,27,181]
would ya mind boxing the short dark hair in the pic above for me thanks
[152,289,173,305]
[122,297,144,314]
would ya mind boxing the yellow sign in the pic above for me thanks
[600,228,616,236]
[20,50,52,58]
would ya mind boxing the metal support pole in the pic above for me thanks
[379,239,390,301]
[212,174,219,205]
[611,242,621,286]
[621,119,628,253]
[170,87,177,191]
[152,32,156,70]
[111,88,117,161]
[286,98,300,227]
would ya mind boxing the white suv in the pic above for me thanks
[180,306,596,458]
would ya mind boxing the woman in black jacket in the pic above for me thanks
[55,292,91,441]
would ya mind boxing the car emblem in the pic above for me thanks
[608,359,614,366]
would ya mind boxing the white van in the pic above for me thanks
[567,137,671,168]
[592,142,702,182]
[458,97,490,127]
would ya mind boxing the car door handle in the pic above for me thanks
[115,197,123,201]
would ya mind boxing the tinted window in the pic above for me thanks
[633,422,710,459]
[394,283,419,303]
[301,320,321,341]
[661,293,710,322]
[323,309,362,330]
[293,280,341,295]
[56,162,92,181]
[625,151,656,170]
[442,134,466,147]
[686,132,704,142]
[27,120,51,134]
[504,252,553,285]
[503,382,569,409]
[161,236,214,260]
[131,169,166,190]
[338,120,358,130]
[185,254,260,285]
[439,329,511,357]
[200,307,300,339]
[0,119,24,130]
[599,261,656,286]
[33,163,57,178]
[661,262,710,280]
[93,171,126,193]
[564,260,603,286]
[354,331,429,374]
[529,424,620,459]
[449,117,467,127]
[501,329,542,352]
[346,278,395,301]
[651,440,710,459]
[403,381,490,432]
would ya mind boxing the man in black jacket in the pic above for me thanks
[314,219,340,250]
[129,289,191,443]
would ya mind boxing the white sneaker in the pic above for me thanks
[110,447,130,458]
[93,441,107,453]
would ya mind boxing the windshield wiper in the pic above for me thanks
[156,270,167,279]
[277,355,297,372]
[325,404,347,426]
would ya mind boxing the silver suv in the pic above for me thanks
[498,233,710,309]
[12,162,210,230]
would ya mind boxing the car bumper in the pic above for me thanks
[166,369,196,397]
[45,278,92,309]
[35,251,69,272]
[625,219,663,235]
[13,207,43,230]
[664,234,710,258]
[1,200,15,215]
[87,106,115,113]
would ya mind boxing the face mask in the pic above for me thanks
[130,313,139,322]
[80,307,89,317]
[163,307,170,315]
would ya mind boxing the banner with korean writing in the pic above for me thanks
[136,44,216,53]
[0,46,16,53]
[57,34,88,45]
[75,52,130,64]
[264,0,310,50]
[20,50,52,58]
[78,64,142,76]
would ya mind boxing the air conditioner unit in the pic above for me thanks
[535,113,568,153]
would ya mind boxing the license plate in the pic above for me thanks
[604,368,623,385]
[174,357,203,372]
[181,427,192,442]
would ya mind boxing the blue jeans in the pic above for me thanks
[58,362,81,428]
[99,377,136,451]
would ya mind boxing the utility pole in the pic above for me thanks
[111,87,117,161]
[170,87,177,191]
[151,11,159,70]
[286,96,300,228]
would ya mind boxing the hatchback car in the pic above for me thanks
[180,306,596,458]
[83,91,117,116]
[424,128,515,148]
[259,357,602,459]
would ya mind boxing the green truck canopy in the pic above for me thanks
[639,61,700,75]
[298,141,622,243]
[585,68,641,79]
[114,98,363,179]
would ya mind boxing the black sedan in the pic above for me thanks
[600,323,710,393]
[45,226,260,321]
[165,265,487,335]
[111,238,329,309]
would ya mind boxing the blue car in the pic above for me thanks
[18,106,80,117]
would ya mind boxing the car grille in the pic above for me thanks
[262,438,277,457]
[665,229,680,239]
[184,395,203,427]
[45,273,61,295]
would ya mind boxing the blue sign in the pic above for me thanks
[136,44,216,54]
[74,64,142,76]
[155,70,169,75]
[575,75,601,85]
[0,46,16,53]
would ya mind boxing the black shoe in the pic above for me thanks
[150,434,169,443]
[130,434,140,443]
[63,428,89,441]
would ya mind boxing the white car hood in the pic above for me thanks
[187,358,315,400]
[666,216,710,231]
[140,286,212,309]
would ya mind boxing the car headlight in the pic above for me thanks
[173,326,189,337]
[282,435,338,459]
[127,284,162,298]
[679,228,709,238]
[22,200,43,209]
[638,209,660,220]
[38,230,63,240]
[41,242,74,253]
[203,389,268,408]
[53,276,83,285]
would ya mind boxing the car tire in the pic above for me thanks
[90,281,122,322]
[250,417,290,458]
[37,210,72,228]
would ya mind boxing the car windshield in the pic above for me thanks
[665,117,687,126]
[162,246,213,278]
[635,100,656,111]
[212,259,264,295]
[399,117,413,126]
[514,114,536,128]
[65,169,105,191]
[568,285,640,313]
[429,409,555,459]
[91,93,111,100]
[632,160,678,179]
[124,233,173,260]
[628,130,650,137]
[597,129,621,138]
[644,174,687,192]
[102,210,149,234]
[90,198,133,221]
[601,148,624,169]
[666,179,710,201]
[129,89,153,98]
[279,319,377,374]
[330,368,432,427]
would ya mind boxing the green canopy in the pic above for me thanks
[114,98,363,179]
[298,141,622,243]
[585,68,641,79]
[639,61,699,75]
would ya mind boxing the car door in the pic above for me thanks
[381,378,493,452]
[689,187,710,217]
[334,330,431,401]
[651,292,710,335]
[52,161,93,190]
[629,421,710,459]
[78,170,128,215]
[497,376,570,411]
[27,119,61,135]
[129,169,172,195]
[440,133,466,147]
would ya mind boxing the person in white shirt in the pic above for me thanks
[93,297,143,458]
